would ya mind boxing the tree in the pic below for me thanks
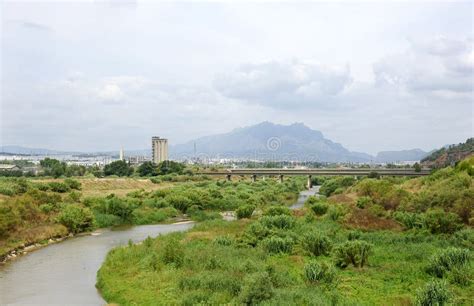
[40,158,66,178]
[137,161,157,176]
[104,160,133,177]
[414,162,422,172]
[156,160,185,175]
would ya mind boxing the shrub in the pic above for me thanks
[264,205,291,216]
[304,261,337,284]
[348,230,362,240]
[236,204,255,219]
[356,196,372,209]
[262,236,294,254]
[161,237,184,267]
[415,280,451,306]
[165,194,192,213]
[311,202,329,216]
[304,196,320,206]
[320,177,356,197]
[94,213,122,227]
[213,235,233,246]
[301,231,332,256]
[334,240,373,268]
[242,222,270,246]
[57,205,94,233]
[48,182,70,193]
[260,215,296,229]
[327,205,344,221]
[132,207,178,225]
[0,203,19,237]
[39,203,55,213]
[64,178,81,190]
[426,247,470,278]
[393,211,425,229]
[424,209,463,234]
[239,272,274,304]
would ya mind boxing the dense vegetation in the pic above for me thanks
[97,157,473,305]
[0,175,304,258]
[421,138,473,168]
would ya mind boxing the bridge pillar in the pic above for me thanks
[252,174,257,182]
[279,174,284,183]
[307,175,312,189]
[226,174,232,182]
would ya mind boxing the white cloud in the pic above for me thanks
[213,59,352,109]
[98,83,124,102]
[374,37,473,98]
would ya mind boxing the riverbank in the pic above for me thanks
[1,176,305,264]
[0,222,196,305]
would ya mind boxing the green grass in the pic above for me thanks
[97,212,474,305]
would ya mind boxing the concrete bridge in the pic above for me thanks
[199,168,430,189]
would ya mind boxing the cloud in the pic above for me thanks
[374,36,473,97]
[20,21,52,32]
[98,84,125,102]
[213,59,352,109]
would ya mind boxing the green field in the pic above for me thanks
[97,157,473,305]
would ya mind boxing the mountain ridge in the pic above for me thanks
[2,122,436,163]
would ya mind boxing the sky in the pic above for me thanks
[1,0,473,155]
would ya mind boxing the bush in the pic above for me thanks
[132,207,178,225]
[262,236,294,254]
[39,203,55,213]
[334,240,373,268]
[264,206,291,216]
[424,209,463,234]
[426,247,470,278]
[94,213,122,227]
[393,211,425,229]
[213,235,234,246]
[327,205,345,221]
[260,215,296,229]
[356,196,372,209]
[57,205,94,233]
[64,178,81,190]
[415,280,451,306]
[165,194,192,213]
[236,205,255,219]
[304,261,337,284]
[48,182,70,193]
[161,237,184,267]
[301,231,332,256]
[320,177,356,197]
[239,272,274,304]
[311,202,329,216]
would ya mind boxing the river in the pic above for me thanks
[0,187,318,306]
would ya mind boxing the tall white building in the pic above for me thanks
[152,136,168,164]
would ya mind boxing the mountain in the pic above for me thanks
[375,149,428,163]
[0,145,70,155]
[421,138,474,168]
[171,122,372,162]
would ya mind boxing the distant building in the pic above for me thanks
[0,164,20,171]
[119,148,124,161]
[152,136,168,164]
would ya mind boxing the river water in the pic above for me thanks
[0,187,319,306]
[0,222,193,306]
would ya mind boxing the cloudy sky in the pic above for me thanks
[1,1,473,154]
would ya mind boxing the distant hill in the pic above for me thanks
[375,149,429,163]
[421,138,474,168]
[171,122,372,162]
[0,145,70,155]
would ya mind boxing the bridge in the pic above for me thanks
[199,168,431,189]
